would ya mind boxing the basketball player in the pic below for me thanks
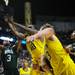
[7,20,53,75]
[0,40,19,75]
[27,23,75,75]
[19,58,31,75]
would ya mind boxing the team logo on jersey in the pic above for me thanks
[4,49,13,54]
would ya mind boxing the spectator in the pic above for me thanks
[19,59,31,75]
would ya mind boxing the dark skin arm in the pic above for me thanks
[7,19,38,38]
[4,16,26,39]
[0,45,4,49]
[16,39,21,53]
[12,22,38,34]
[12,39,21,53]
[7,21,26,40]
[8,19,38,34]
[5,19,23,53]
[0,45,4,55]
[7,21,36,53]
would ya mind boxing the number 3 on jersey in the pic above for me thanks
[7,54,11,62]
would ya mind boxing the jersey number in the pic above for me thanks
[30,42,36,50]
[7,55,11,62]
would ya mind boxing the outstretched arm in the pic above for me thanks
[7,21,25,39]
[26,28,54,43]
[5,19,24,53]
[10,21,38,34]
[0,45,4,49]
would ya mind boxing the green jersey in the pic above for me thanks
[1,46,18,70]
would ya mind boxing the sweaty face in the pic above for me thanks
[3,40,10,46]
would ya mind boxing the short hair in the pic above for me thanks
[40,23,54,30]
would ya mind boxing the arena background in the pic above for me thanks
[14,0,75,32]
[0,0,75,74]
[0,0,75,32]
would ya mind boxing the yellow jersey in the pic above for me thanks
[41,71,53,75]
[27,38,45,64]
[46,35,75,75]
[31,68,41,75]
[19,67,31,75]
